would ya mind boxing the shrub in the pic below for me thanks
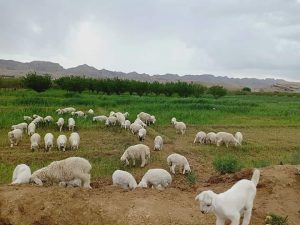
[208,85,227,99]
[22,72,52,92]
[213,154,240,174]
[265,213,289,225]
[242,87,251,92]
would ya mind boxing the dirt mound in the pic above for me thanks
[0,165,299,225]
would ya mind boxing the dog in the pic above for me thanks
[195,169,260,225]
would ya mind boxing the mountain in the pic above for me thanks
[0,59,299,92]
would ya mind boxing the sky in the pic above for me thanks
[0,0,300,81]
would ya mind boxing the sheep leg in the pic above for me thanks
[216,216,225,225]
[140,152,146,167]
[241,206,253,225]
[76,172,91,189]
[171,164,176,174]
[229,213,240,225]
[217,140,222,147]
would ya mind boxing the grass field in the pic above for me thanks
[0,89,300,184]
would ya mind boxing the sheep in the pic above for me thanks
[123,112,129,119]
[216,132,240,147]
[57,135,67,151]
[56,107,76,114]
[71,111,85,117]
[8,129,23,147]
[167,153,191,174]
[195,169,260,225]
[120,144,150,167]
[138,128,147,141]
[44,115,53,124]
[137,112,156,125]
[148,115,156,125]
[30,157,92,189]
[130,122,143,134]
[30,133,41,151]
[27,122,36,136]
[134,118,147,128]
[69,132,80,150]
[23,116,32,123]
[112,170,137,190]
[32,116,44,127]
[58,179,82,187]
[138,169,172,190]
[194,131,207,144]
[114,112,126,126]
[205,132,217,144]
[32,114,40,119]
[154,135,163,151]
[173,120,186,135]
[56,117,64,132]
[109,111,115,117]
[121,120,131,130]
[87,109,94,115]
[171,117,176,125]
[235,131,243,144]
[11,122,28,132]
[105,116,117,126]
[92,115,108,122]
[44,133,54,151]
[68,118,76,131]
[11,164,31,184]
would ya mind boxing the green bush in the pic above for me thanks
[213,154,240,174]
[265,213,289,225]
[22,72,52,92]
[208,85,227,99]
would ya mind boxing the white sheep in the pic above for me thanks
[23,116,33,123]
[205,132,217,144]
[173,120,186,135]
[56,117,64,132]
[114,112,126,126]
[194,131,207,144]
[138,169,172,189]
[8,129,23,147]
[112,170,137,190]
[11,122,27,132]
[130,122,143,134]
[44,133,54,151]
[137,112,156,125]
[154,135,163,151]
[120,144,150,167]
[92,115,108,122]
[72,111,85,117]
[69,132,80,150]
[216,132,240,147]
[27,122,36,136]
[56,107,76,114]
[123,112,129,119]
[32,114,40,119]
[138,128,147,141]
[171,117,176,125]
[32,116,44,127]
[105,116,117,126]
[57,134,67,151]
[30,133,41,151]
[134,118,147,128]
[87,109,94,115]
[68,118,76,131]
[121,120,131,130]
[30,157,92,189]
[44,115,53,124]
[235,131,243,144]
[11,164,31,184]
[109,111,115,117]
[167,153,191,174]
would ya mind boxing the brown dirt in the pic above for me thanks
[0,165,299,225]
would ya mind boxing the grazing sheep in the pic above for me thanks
[148,115,156,125]
[235,131,243,144]
[194,131,207,144]
[112,170,137,190]
[109,111,115,117]
[32,116,44,127]
[134,118,147,128]
[69,132,80,150]
[71,111,85,117]
[130,122,143,134]
[114,112,126,126]
[32,114,40,119]
[44,116,53,124]
[8,129,23,147]
[195,169,260,225]
[11,164,31,184]
[59,179,82,187]
[30,133,41,151]
[171,117,176,125]
[121,120,131,130]
[11,122,28,133]
[216,132,240,147]
[167,153,191,174]
[57,135,67,151]
[27,122,36,136]
[173,120,186,135]
[56,107,76,114]
[56,118,64,132]
[154,135,163,151]
[123,112,129,119]
[105,116,117,126]
[138,169,172,190]
[23,116,33,123]
[87,109,94,115]
[138,128,147,141]
[30,157,92,188]
[205,132,217,144]
[120,144,150,167]
[44,133,54,151]
[137,112,156,125]
[68,118,76,131]
[93,115,108,122]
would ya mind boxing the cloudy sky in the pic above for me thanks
[1,0,300,81]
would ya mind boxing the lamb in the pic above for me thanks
[112,170,137,190]
[44,133,54,151]
[205,132,217,144]
[171,117,176,125]
[57,134,67,151]
[121,120,131,130]
[69,132,80,150]
[11,164,31,184]
[8,129,23,147]
[173,120,186,135]
[154,135,163,151]
[44,115,53,124]
[87,109,94,115]
[120,144,150,167]
[56,117,64,132]
[137,112,156,125]
[129,122,143,134]
[30,133,41,151]
[138,128,147,141]
[194,131,207,144]
[23,116,33,123]
[195,169,260,225]
[138,169,172,189]
[92,115,108,122]
[114,112,126,126]
[71,111,85,117]
[56,107,76,114]
[134,118,147,128]
[235,132,243,144]
[167,153,191,174]
[105,116,117,126]
[27,122,36,136]
[30,157,92,189]
[32,116,44,127]
[216,132,240,147]
[11,122,27,132]
[68,118,76,131]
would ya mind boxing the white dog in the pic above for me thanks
[195,169,260,225]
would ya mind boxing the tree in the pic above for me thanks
[242,87,251,92]
[22,72,52,92]
[208,85,227,99]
